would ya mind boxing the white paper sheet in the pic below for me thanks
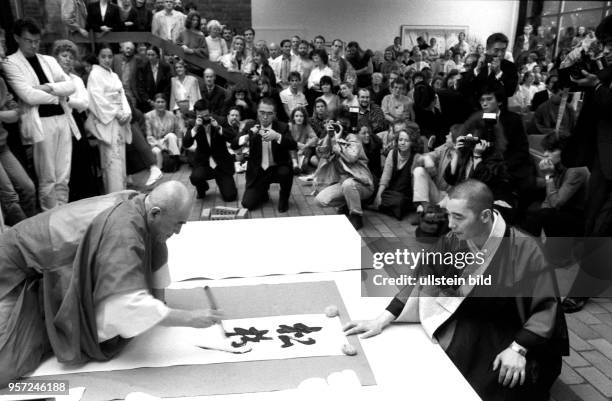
[166,216,361,281]
[30,315,346,377]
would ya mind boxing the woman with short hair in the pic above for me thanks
[205,20,228,62]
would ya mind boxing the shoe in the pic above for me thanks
[146,166,163,186]
[562,297,588,313]
[278,198,289,213]
[337,205,349,215]
[348,213,363,230]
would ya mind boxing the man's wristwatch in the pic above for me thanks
[510,341,527,357]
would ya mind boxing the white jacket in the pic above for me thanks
[3,50,78,144]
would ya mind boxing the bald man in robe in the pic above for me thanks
[0,181,221,385]
[344,179,568,401]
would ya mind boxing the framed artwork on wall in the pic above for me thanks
[400,25,471,54]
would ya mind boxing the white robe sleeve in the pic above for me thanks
[96,290,170,342]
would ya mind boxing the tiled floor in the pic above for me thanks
[158,164,612,401]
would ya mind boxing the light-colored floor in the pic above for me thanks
[158,164,612,401]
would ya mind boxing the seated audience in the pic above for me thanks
[145,93,181,171]
[176,11,208,59]
[288,106,318,173]
[61,0,88,37]
[380,49,401,80]
[184,99,237,201]
[250,48,277,88]
[356,88,386,134]
[87,44,131,193]
[339,81,359,109]
[345,179,568,401]
[381,77,415,123]
[232,97,297,212]
[528,86,575,138]
[357,124,383,181]
[306,49,333,107]
[223,84,255,120]
[255,76,286,122]
[328,39,355,87]
[310,98,330,138]
[530,75,558,111]
[270,39,300,89]
[372,126,422,220]
[315,117,375,229]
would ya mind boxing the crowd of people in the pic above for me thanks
[1,2,612,399]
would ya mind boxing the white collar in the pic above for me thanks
[467,210,506,253]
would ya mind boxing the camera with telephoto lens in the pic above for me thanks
[559,49,610,90]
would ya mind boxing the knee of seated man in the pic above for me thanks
[315,191,330,206]
[412,166,428,178]
[165,132,178,141]
[341,178,357,192]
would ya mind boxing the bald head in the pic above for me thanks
[448,179,493,215]
[148,181,191,214]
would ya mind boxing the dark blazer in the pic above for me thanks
[513,34,538,61]
[86,1,121,32]
[201,85,227,116]
[136,61,172,111]
[498,109,534,189]
[117,8,138,31]
[476,59,518,99]
[231,120,297,187]
[182,124,235,175]
[530,90,550,112]
[133,5,152,32]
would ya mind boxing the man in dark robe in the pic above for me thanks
[0,181,221,386]
[344,179,568,401]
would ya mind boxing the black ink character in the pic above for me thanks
[226,327,273,347]
[276,323,322,348]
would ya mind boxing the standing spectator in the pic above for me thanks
[382,77,415,123]
[205,20,228,62]
[133,0,152,32]
[426,37,440,61]
[279,71,307,118]
[244,28,255,58]
[169,59,201,111]
[117,0,138,31]
[61,0,88,37]
[345,41,373,89]
[52,40,100,201]
[200,68,226,116]
[86,0,121,33]
[145,93,181,170]
[136,45,172,112]
[450,32,470,58]
[367,73,389,106]
[0,72,35,225]
[290,35,301,57]
[474,33,518,102]
[250,48,277,89]
[176,11,208,59]
[328,39,354,88]
[111,41,140,107]
[513,24,537,66]
[151,0,186,42]
[219,35,253,74]
[271,39,300,89]
[296,40,314,86]
[268,42,280,61]
[306,48,333,107]
[3,19,77,211]
[87,44,132,193]
[317,76,340,120]
[184,99,237,200]
[221,25,233,48]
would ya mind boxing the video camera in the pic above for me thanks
[558,49,610,90]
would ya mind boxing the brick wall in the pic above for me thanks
[192,0,252,34]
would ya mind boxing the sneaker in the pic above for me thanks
[146,166,163,186]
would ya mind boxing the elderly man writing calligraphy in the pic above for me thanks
[0,181,222,385]
[345,179,568,401]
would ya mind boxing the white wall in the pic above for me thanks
[252,0,519,52]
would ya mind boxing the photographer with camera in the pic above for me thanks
[314,116,374,230]
[183,99,237,201]
[473,33,519,105]
[560,15,612,313]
